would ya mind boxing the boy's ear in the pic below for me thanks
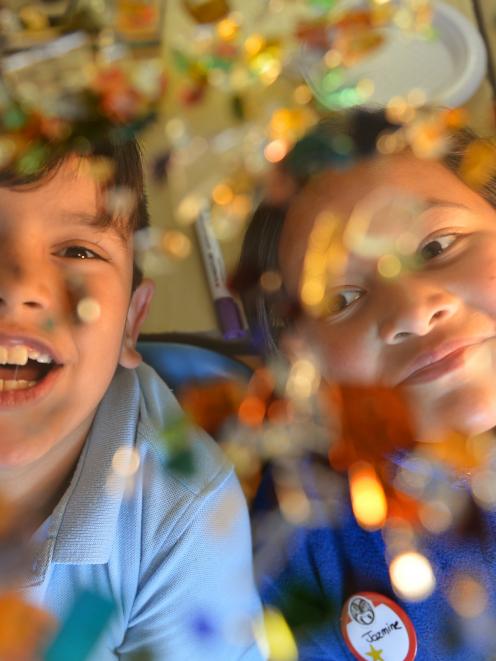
[119,278,155,369]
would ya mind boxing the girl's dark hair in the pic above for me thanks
[234,203,287,354]
[232,108,493,354]
[0,134,149,290]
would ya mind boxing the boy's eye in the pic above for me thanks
[419,234,459,261]
[57,246,100,260]
[324,288,363,317]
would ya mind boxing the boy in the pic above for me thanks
[0,136,264,660]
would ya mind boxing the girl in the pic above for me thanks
[234,108,496,660]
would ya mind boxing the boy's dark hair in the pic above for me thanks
[0,135,150,291]
[232,108,495,355]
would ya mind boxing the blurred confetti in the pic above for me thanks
[0,591,56,660]
[328,385,416,470]
[459,137,496,189]
[349,461,387,531]
[257,607,298,661]
[158,414,196,476]
[76,297,101,324]
[389,550,436,602]
[447,573,488,620]
[0,32,166,176]
[107,445,141,495]
[44,591,114,661]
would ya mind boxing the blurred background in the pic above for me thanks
[141,0,496,335]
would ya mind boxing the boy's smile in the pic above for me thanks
[0,333,62,401]
[280,153,496,440]
[0,157,152,466]
[0,336,59,396]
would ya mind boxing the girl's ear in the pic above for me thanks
[119,278,155,369]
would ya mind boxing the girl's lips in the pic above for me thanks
[0,365,63,408]
[400,345,474,386]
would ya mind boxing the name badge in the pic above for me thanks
[341,592,417,661]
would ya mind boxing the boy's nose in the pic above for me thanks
[0,260,53,314]
[378,278,459,344]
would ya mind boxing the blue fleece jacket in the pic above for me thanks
[259,498,496,660]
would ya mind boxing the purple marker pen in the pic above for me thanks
[195,210,246,340]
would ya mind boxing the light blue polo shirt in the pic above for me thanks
[21,364,265,660]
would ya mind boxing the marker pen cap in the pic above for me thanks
[215,297,246,340]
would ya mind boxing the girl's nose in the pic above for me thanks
[378,278,459,344]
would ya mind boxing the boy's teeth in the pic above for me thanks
[7,346,28,365]
[0,379,36,391]
[0,345,53,365]
[27,348,52,363]
[32,352,52,364]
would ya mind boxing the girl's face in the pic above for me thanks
[279,153,496,440]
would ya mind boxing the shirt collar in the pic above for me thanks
[48,366,141,565]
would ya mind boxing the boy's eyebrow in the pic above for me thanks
[60,211,128,241]
[423,199,470,211]
[60,211,111,228]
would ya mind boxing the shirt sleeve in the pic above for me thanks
[117,468,266,661]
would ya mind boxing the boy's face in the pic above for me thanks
[0,158,152,466]
[280,153,496,440]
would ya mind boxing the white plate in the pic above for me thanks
[296,1,488,108]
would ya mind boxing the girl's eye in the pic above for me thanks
[324,289,363,317]
[57,246,100,260]
[419,234,459,261]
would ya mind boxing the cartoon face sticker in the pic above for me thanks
[349,596,375,626]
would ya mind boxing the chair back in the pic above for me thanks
[137,341,252,391]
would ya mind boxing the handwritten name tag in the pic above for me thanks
[341,592,417,661]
